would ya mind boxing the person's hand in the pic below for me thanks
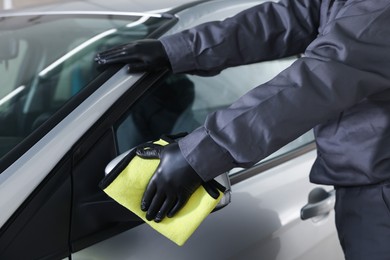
[94,39,171,72]
[136,142,202,222]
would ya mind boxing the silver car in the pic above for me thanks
[0,0,344,259]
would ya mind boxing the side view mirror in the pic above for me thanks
[105,150,232,212]
[0,36,19,61]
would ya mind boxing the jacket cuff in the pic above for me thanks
[178,127,236,182]
[160,33,196,74]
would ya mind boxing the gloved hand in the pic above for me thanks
[94,39,171,72]
[136,142,202,222]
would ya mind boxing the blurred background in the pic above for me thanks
[1,0,63,9]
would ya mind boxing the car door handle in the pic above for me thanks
[300,188,335,220]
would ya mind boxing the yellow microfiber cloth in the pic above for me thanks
[99,138,224,246]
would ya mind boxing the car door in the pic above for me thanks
[71,56,344,259]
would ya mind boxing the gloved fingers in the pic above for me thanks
[136,143,164,159]
[145,192,166,221]
[141,180,157,212]
[96,43,133,58]
[167,196,187,218]
[95,45,142,63]
[95,53,139,65]
[95,56,123,65]
[154,196,176,223]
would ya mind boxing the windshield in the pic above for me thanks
[0,13,172,159]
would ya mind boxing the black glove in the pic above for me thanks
[94,39,171,72]
[136,142,202,222]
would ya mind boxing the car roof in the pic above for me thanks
[0,0,205,14]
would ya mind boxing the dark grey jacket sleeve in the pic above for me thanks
[165,0,390,181]
[161,0,321,75]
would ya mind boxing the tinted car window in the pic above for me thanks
[115,57,314,170]
[0,14,171,159]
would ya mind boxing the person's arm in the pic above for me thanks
[95,0,322,74]
[161,0,322,75]
[180,0,390,181]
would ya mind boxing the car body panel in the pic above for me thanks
[73,150,343,259]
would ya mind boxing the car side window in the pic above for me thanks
[115,57,314,169]
[0,40,28,111]
[0,14,172,164]
[115,74,196,152]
